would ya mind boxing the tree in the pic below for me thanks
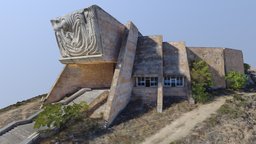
[34,102,89,129]
[225,71,247,90]
[190,59,213,103]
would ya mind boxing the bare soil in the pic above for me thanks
[0,94,45,128]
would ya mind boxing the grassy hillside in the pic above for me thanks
[0,94,46,128]
[175,92,256,144]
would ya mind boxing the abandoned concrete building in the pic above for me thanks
[44,5,244,125]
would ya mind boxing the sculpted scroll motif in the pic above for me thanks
[51,9,101,57]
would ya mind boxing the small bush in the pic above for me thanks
[192,83,209,103]
[244,63,251,74]
[225,71,247,90]
[190,59,213,103]
[34,102,89,129]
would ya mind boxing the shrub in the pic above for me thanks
[225,71,247,90]
[34,102,89,129]
[190,59,213,103]
[192,83,209,103]
[244,63,251,74]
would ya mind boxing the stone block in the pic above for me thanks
[51,5,126,64]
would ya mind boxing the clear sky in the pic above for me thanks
[0,0,255,108]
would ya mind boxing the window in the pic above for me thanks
[136,77,158,87]
[164,76,184,87]
[171,77,176,87]
[137,77,145,86]
[164,76,171,86]
[176,77,184,86]
[150,77,158,87]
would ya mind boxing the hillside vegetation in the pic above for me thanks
[175,92,256,144]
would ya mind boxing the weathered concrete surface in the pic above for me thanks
[224,48,244,74]
[45,63,114,103]
[71,89,108,105]
[132,36,163,106]
[0,122,37,144]
[87,91,109,117]
[187,47,226,89]
[133,35,163,76]
[52,5,126,64]
[163,42,193,103]
[104,22,139,126]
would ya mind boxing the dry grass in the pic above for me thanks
[38,97,197,144]
[175,92,256,144]
[0,94,45,128]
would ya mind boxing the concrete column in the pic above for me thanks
[157,37,164,113]
[104,21,139,126]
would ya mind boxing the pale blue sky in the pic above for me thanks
[0,0,255,108]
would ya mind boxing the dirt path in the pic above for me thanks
[142,96,229,144]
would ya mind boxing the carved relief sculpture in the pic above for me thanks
[51,8,102,58]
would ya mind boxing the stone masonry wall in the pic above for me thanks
[187,47,226,88]
[45,63,114,103]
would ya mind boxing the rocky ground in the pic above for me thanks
[174,92,256,144]
[0,94,45,128]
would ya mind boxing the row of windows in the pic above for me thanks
[136,76,184,87]
[137,77,158,87]
[164,76,184,87]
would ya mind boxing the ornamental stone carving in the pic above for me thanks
[51,8,102,58]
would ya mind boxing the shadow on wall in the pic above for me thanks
[163,42,190,98]
[186,48,226,89]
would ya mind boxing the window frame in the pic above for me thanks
[137,77,145,87]
[164,76,184,87]
[136,77,158,87]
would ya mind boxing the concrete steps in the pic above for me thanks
[0,123,36,144]
[0,88,109,144]
[72,89,109,105]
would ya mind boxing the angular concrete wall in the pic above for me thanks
[187,47,226,89]
[97,7,126,62]
[104,22,139,126]
[163,42,192,100]
[132,35,163,105]
[57,5,126,64]
[224,48,244,74]
[133,35,163,76]
[45,63,114,103]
